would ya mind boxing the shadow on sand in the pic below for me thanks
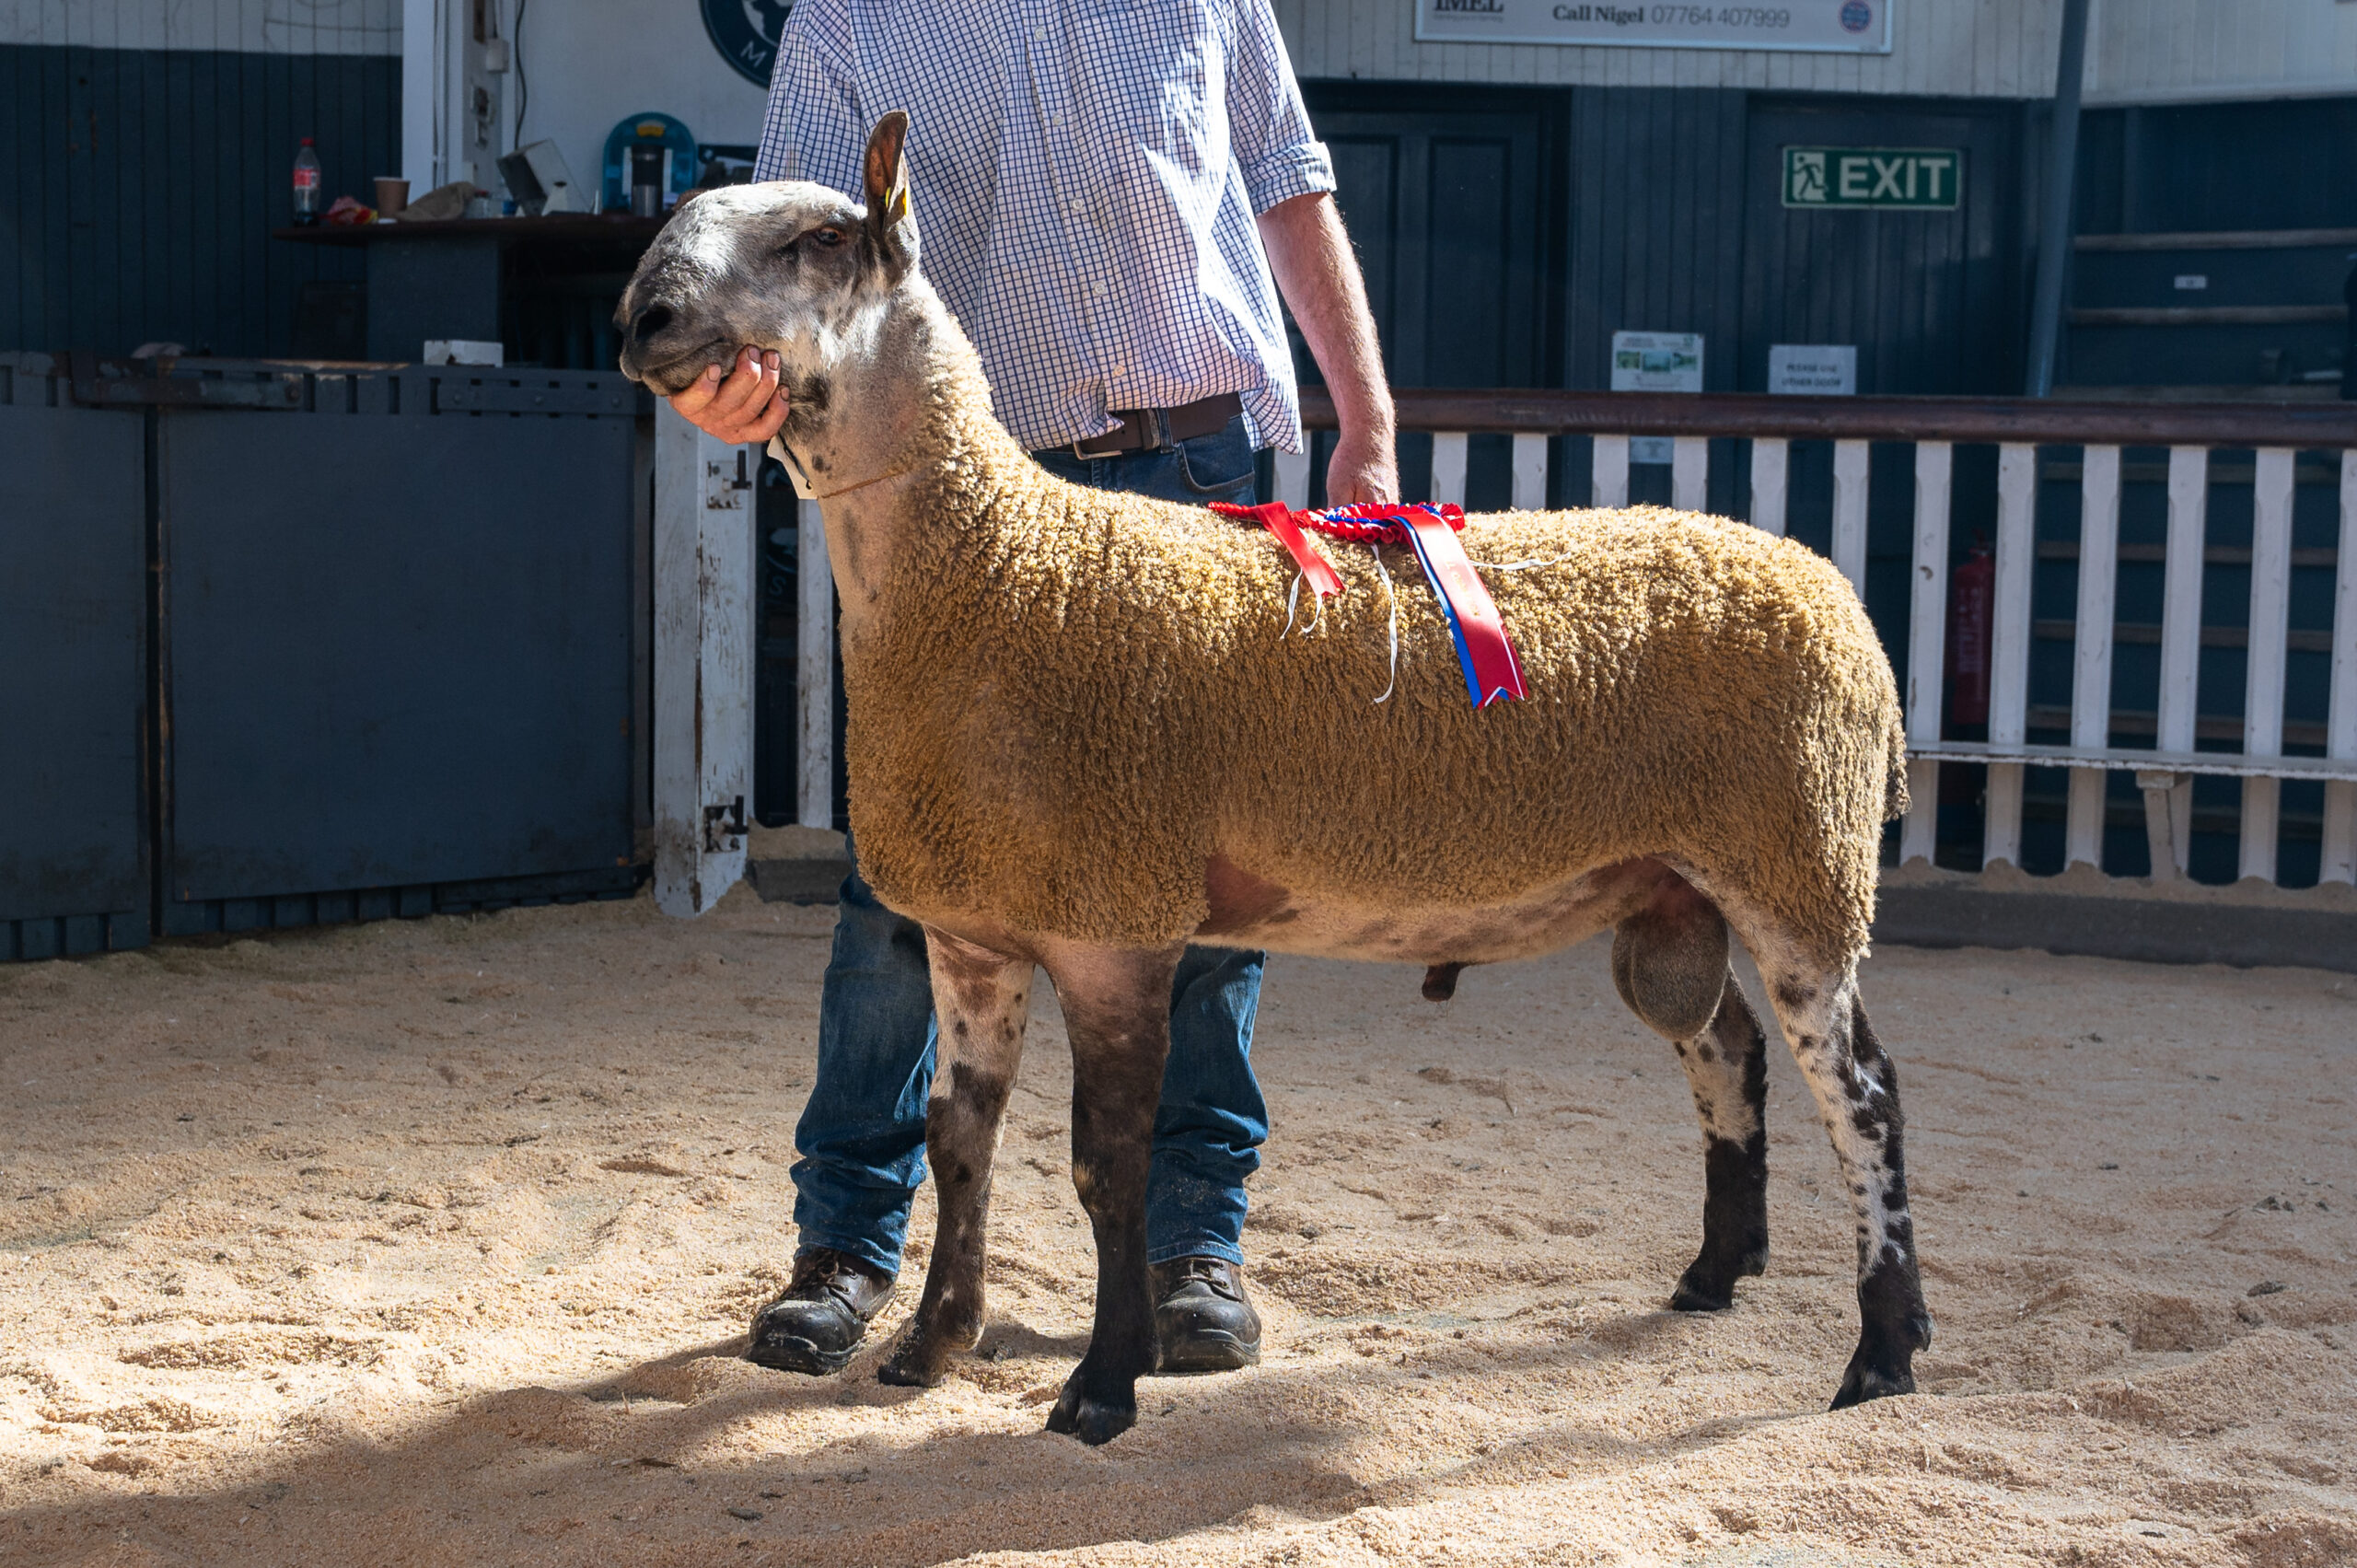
[2,1302,1832,1568]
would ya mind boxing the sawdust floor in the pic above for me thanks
[0,887,2351,1567]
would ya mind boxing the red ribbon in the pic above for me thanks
[1211,499,1527,707]
[1214,501,1344,598]
[1396,507,1528,708]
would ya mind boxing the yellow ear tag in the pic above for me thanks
[887,183,910,226]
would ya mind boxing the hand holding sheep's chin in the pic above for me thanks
[668,346,790,446]
[1325,426,1400,507]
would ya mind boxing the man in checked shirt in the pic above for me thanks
[668,0,1398,1378]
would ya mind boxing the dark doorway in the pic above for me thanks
[1305,90,1560,389]
[1301,87,1562,506]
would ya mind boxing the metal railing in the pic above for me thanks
[1292,390,2357,889]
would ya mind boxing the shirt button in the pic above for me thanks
[1091,281,1108,297]
[1031,26,1044,41]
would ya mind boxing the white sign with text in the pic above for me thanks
[1418,0,1892,52]
[1768,343,1857,395]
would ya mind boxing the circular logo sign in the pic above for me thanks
[1839,0,1874,33]
[702,0,793,87]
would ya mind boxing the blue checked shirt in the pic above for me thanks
[754,0,1335,454]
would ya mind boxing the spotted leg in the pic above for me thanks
[1039,943,1182,1446]
[1610,878,1770,1312]
[1757,958,1933,1408]
[877,930,1032,1388]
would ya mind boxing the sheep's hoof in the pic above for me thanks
[1045,1370,1136,1446]
[1667,1275,1735,1313]
[1829,1338,1918,1410]
[876,1323,956,1388]
[1667,1237,1768,1313]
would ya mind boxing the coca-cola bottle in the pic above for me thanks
[293,136,321,225]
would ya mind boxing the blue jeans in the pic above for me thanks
[791,414,1271,1275]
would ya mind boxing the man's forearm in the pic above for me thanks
[1257,192,1396,501]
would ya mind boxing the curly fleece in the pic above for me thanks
[843,335,1906,970]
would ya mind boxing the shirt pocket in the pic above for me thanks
[1073,0,1224,174]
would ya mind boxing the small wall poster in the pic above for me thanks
[1768,344,1858,395]
[1610,331,1702,393]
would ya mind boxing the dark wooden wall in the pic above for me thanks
[1308,84,2031,401]
[0,44,399,358]
[2075,96,2357,237]
[1562,87,1750,393]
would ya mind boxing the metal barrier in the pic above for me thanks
[1293,390,2357,889]
[1,351,646,958]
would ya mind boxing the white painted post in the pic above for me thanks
[1431,432,1469,508]
[653,403,756,917]
[1982,442,2037,869]
[2148,445,2209,876]
[2066,445,2121,868]
[2238,447,2295,883]
[797,498,835,831]
[1671,436,1709,512]
[1274,446,1311,510]
[400,0,442,193]
[1512,432,1549,511]
[2137,766,2184,878]
[1831,439,1870,596]
[1900,441,1952,866]
[2324,450,2357,884]
[1749,438,1788,536]
[1592,435,1630,509]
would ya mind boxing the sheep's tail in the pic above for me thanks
[1883,705,1910,822]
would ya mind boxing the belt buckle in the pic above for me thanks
[1071,408,1167,461]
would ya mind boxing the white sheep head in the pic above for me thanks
[614,110,920,400]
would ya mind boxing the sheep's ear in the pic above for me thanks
[860,110,917,281]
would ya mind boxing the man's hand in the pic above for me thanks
[1257,192,1398,507]
[668,347,792,445]
[1325,427,1399,508]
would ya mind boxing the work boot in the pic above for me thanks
[1152,1256,1261,1374]
[747,1247,896,1374]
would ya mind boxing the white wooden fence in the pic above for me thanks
[1293,391,2357,888]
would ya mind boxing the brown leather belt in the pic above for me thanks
[1068,391,1243,459]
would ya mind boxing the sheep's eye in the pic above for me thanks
[810,226,844,249]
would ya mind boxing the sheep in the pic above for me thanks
[616,112,1930,1446]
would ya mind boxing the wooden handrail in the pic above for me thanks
[1298,388,2357,447]
[2075,226,2357,252]
[2071,305,2343,327]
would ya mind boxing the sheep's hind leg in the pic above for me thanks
[1039,944,1183,1446]
[1610,881,1770,1312]
[1756,956,1933,1408]
[877,930,1032,1388]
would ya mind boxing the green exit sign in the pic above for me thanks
[1782,146,1963,210]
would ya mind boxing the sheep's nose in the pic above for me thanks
[631,303,677,343]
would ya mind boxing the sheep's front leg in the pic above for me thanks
[1040,944,1182,1446]
[1758,961,1933,1408]
[877,930,1032,1388]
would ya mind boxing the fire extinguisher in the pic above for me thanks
[1946,534,1994,729]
